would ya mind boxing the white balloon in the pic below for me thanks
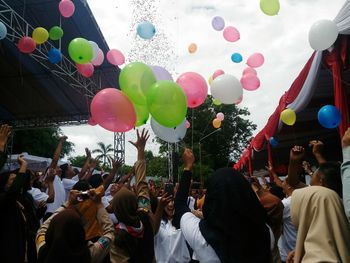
[89,41,99,61]
[151,118,187,143]
[309,19,338,51]
[0,22,7,40]
[210,74,243,104]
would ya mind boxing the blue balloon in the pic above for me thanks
[269,137,278,147]
[137,21,156,40]
[318,105,341,129]
[48,48,62,64]
[231,53,243,63]
[0,22,7,40]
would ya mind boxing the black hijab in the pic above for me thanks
[199,168,271,263]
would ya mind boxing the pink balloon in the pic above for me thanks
[90,88,136,132]
[185,120,191,129]
[59,0,75,18]
[76,63,94,78]
[18,36,36,53]
[247,53,264,68]
[242,67,257,76]
[176,72,208,108]
[106,49,125,66]
[235,96,243,105]
[216,112,224,121]
[92,49,104,66]
[88,117,97,126]
[223,26,240,42]
[212,69,225,80]
[240,74,260,91]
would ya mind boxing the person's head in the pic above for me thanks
[73,180,91,192]
[310,162,342,198]
[112,187,139,227]
[60,163,75,179]
[110,183,123,196]
[0,171,17,192]
[164,200,174,219]
[88,174,103,189]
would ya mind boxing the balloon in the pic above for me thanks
[213,98,222,106]
[317,105,341,129]
[231,53,243,63]
[212,69,224,80]
[188,43,197,54]
[147,80,187,127]
[89,41,99,61]
[91,49,104,66]
[212,16,225,31]
[309,20,338,51]
[269,137,278,147]
[280,108,296,126]
[151,118,187,143]
[90,88,136,132]
[137,21,156,40]
[0,22,7,40]
[247,53,264,68]
[119,62,156,105]
[59,0,75,18]
[150,66,173,81]
[212,118,221,128]
[216,112,224,121]
[48,48,62,64]
[106,49,125,66]
[208,76,213,85]
[260,0,280,16]
[32,27,48,44]
[68,38,93,64]
[18,37,36,53]
[134,104,149,127]
[88,117,97,126]
[243,67,257,76]
[185,120,191,129]
[76,63,94,78]
[240,74,261,91]
[235,96,243,105]
[211,74,243,104]
[223,26,240,42]
[176,72,208,108]
[49,26,64,40]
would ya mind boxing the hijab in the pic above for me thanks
[291,186,350,263]
[199,168,271,263]
[112,187,139,227]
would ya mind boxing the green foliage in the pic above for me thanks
[68,155,86,167]
[92,142,114,169]
[13,127,74,158]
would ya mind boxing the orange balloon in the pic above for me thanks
[212,118,221,128]
[188,43,197,54]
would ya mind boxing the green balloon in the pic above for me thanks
[147,80,187,128]
[119,62,156,105]
[213,98,221,106]
[134,104,149,127]
[68,38,93,64]
[49,26,64,41]
[260,0,280,16]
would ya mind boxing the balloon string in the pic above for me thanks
[191,108,194,149]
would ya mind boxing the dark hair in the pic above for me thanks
[318,162,342,198]
[60,164,69,179]
[269,184,285,200]
[88,174,103,188]
[73,180,91,191]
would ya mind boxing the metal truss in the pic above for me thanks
[0,0,99,98]
[113,132,125,163]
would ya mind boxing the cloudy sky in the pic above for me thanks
[62,0,345,165]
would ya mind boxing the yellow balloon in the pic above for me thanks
[212,118,221,128]
[208,76,213,85]
[32,27,49,44]
[280,108,296,126]
[260,0,280,16]
[188,43,197,54]
[213,98,221,106]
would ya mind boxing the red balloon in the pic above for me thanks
[106,49,125,66]
[18,37,36,53]
[240,74,260,91]
[59,0,75,18]
[87,117,97,126]
[76,63,94,77]
[90,88,136,132]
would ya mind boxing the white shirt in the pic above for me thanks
[278,196,297,261]
[187,196,196,211]
[62,178,78,199]
[154,219,191,263]
[180,212,220,263]
[27,187,49,208]
[102,194,118,224]
[46,175,66,213]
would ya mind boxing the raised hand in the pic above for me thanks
[59,136,68,142]
[265,162,274,174]
[129,128,150,160]
[85,147,91,159]
[0,124,11,152]
[289,146,305,162]
[45,168,56,182]
[309,140,324,155]
[182,148,195,171]
[158,193,173,209]
[112,157,124,170]
[342,127,350,148]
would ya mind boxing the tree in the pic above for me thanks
[68,155,87,168]
[92,142,114,169]
[145,150,168,179]
[12,127,74,158]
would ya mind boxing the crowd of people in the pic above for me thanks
[1,123,350,263]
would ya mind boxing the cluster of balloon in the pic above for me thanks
[0,22,7,40]
[260,0,280,16]
[49,26,64,41]
[92,49,104,66]
[212,69,224,80]
[318,105,341,129]
[213,112,224,129]
[269,137,279,147]
[137,21,156,40]
[107,49,125,66]
[223,26,240,42]
[188,43,197,54]
[59,0,75,18]
[212,16,225,31]
[280,108,296,126]
[134,104,149,127]
[90,88,136,132]
[176,72,208,108]
[151,118,187,143]
[68,38,93,64]
[185,120,191,129]
[76,63,94,78]
[309,20,338,51]
[48,48,62,64]
[240,70,260,91]
[211,74,243,104]
[32,27,49,44]
[18,36,36,53]
[150,65,173,81]
[89,41,99,61]
[231,53,243,63]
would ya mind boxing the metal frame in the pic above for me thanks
[114,132,125,163]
